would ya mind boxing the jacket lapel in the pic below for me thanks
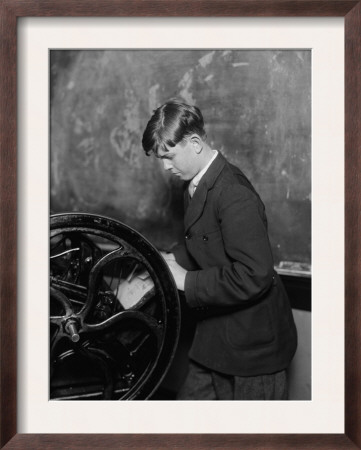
[184,152,226,232]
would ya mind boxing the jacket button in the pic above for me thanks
[202,235,208,241]
[185,233,191,240]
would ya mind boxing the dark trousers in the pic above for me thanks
[177,360,288,400]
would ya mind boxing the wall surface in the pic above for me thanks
[288,309,312,400]
[50,49,311,270]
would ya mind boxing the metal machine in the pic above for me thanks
[50,213,180,400]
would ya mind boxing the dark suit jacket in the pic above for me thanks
[173,152,297,377]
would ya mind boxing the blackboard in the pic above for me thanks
[50,49,311,272]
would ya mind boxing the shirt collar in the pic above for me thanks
[191,150,218,188]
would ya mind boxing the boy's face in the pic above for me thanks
[157,137,200,181]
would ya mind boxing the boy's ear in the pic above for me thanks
[190,134,203,153]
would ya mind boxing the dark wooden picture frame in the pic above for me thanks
[1,1,360,448]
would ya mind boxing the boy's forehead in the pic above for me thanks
[156,147,171,158]
[155,139,188,157]
[157,143,178,158]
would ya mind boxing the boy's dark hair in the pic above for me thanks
[142,100,206,156]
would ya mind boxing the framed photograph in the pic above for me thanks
[1,1,360,448]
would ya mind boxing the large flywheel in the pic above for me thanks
[50,213,180,400]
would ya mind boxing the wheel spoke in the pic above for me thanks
[50,327,66,379]
[78,346,115,400]
[50,286,73,317]
[79,246,131,320]
[83,309,163,347]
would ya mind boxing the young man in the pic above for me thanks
[142,100,297,400]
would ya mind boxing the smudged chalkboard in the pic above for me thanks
[50,49,311,272]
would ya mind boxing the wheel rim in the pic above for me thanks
[50,213,180,400]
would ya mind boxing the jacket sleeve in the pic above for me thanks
[184,184,275,308]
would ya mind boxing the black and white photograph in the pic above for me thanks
[49,49,311,401]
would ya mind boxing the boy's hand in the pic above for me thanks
[160,252,186,291]
[160,251,176,261]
